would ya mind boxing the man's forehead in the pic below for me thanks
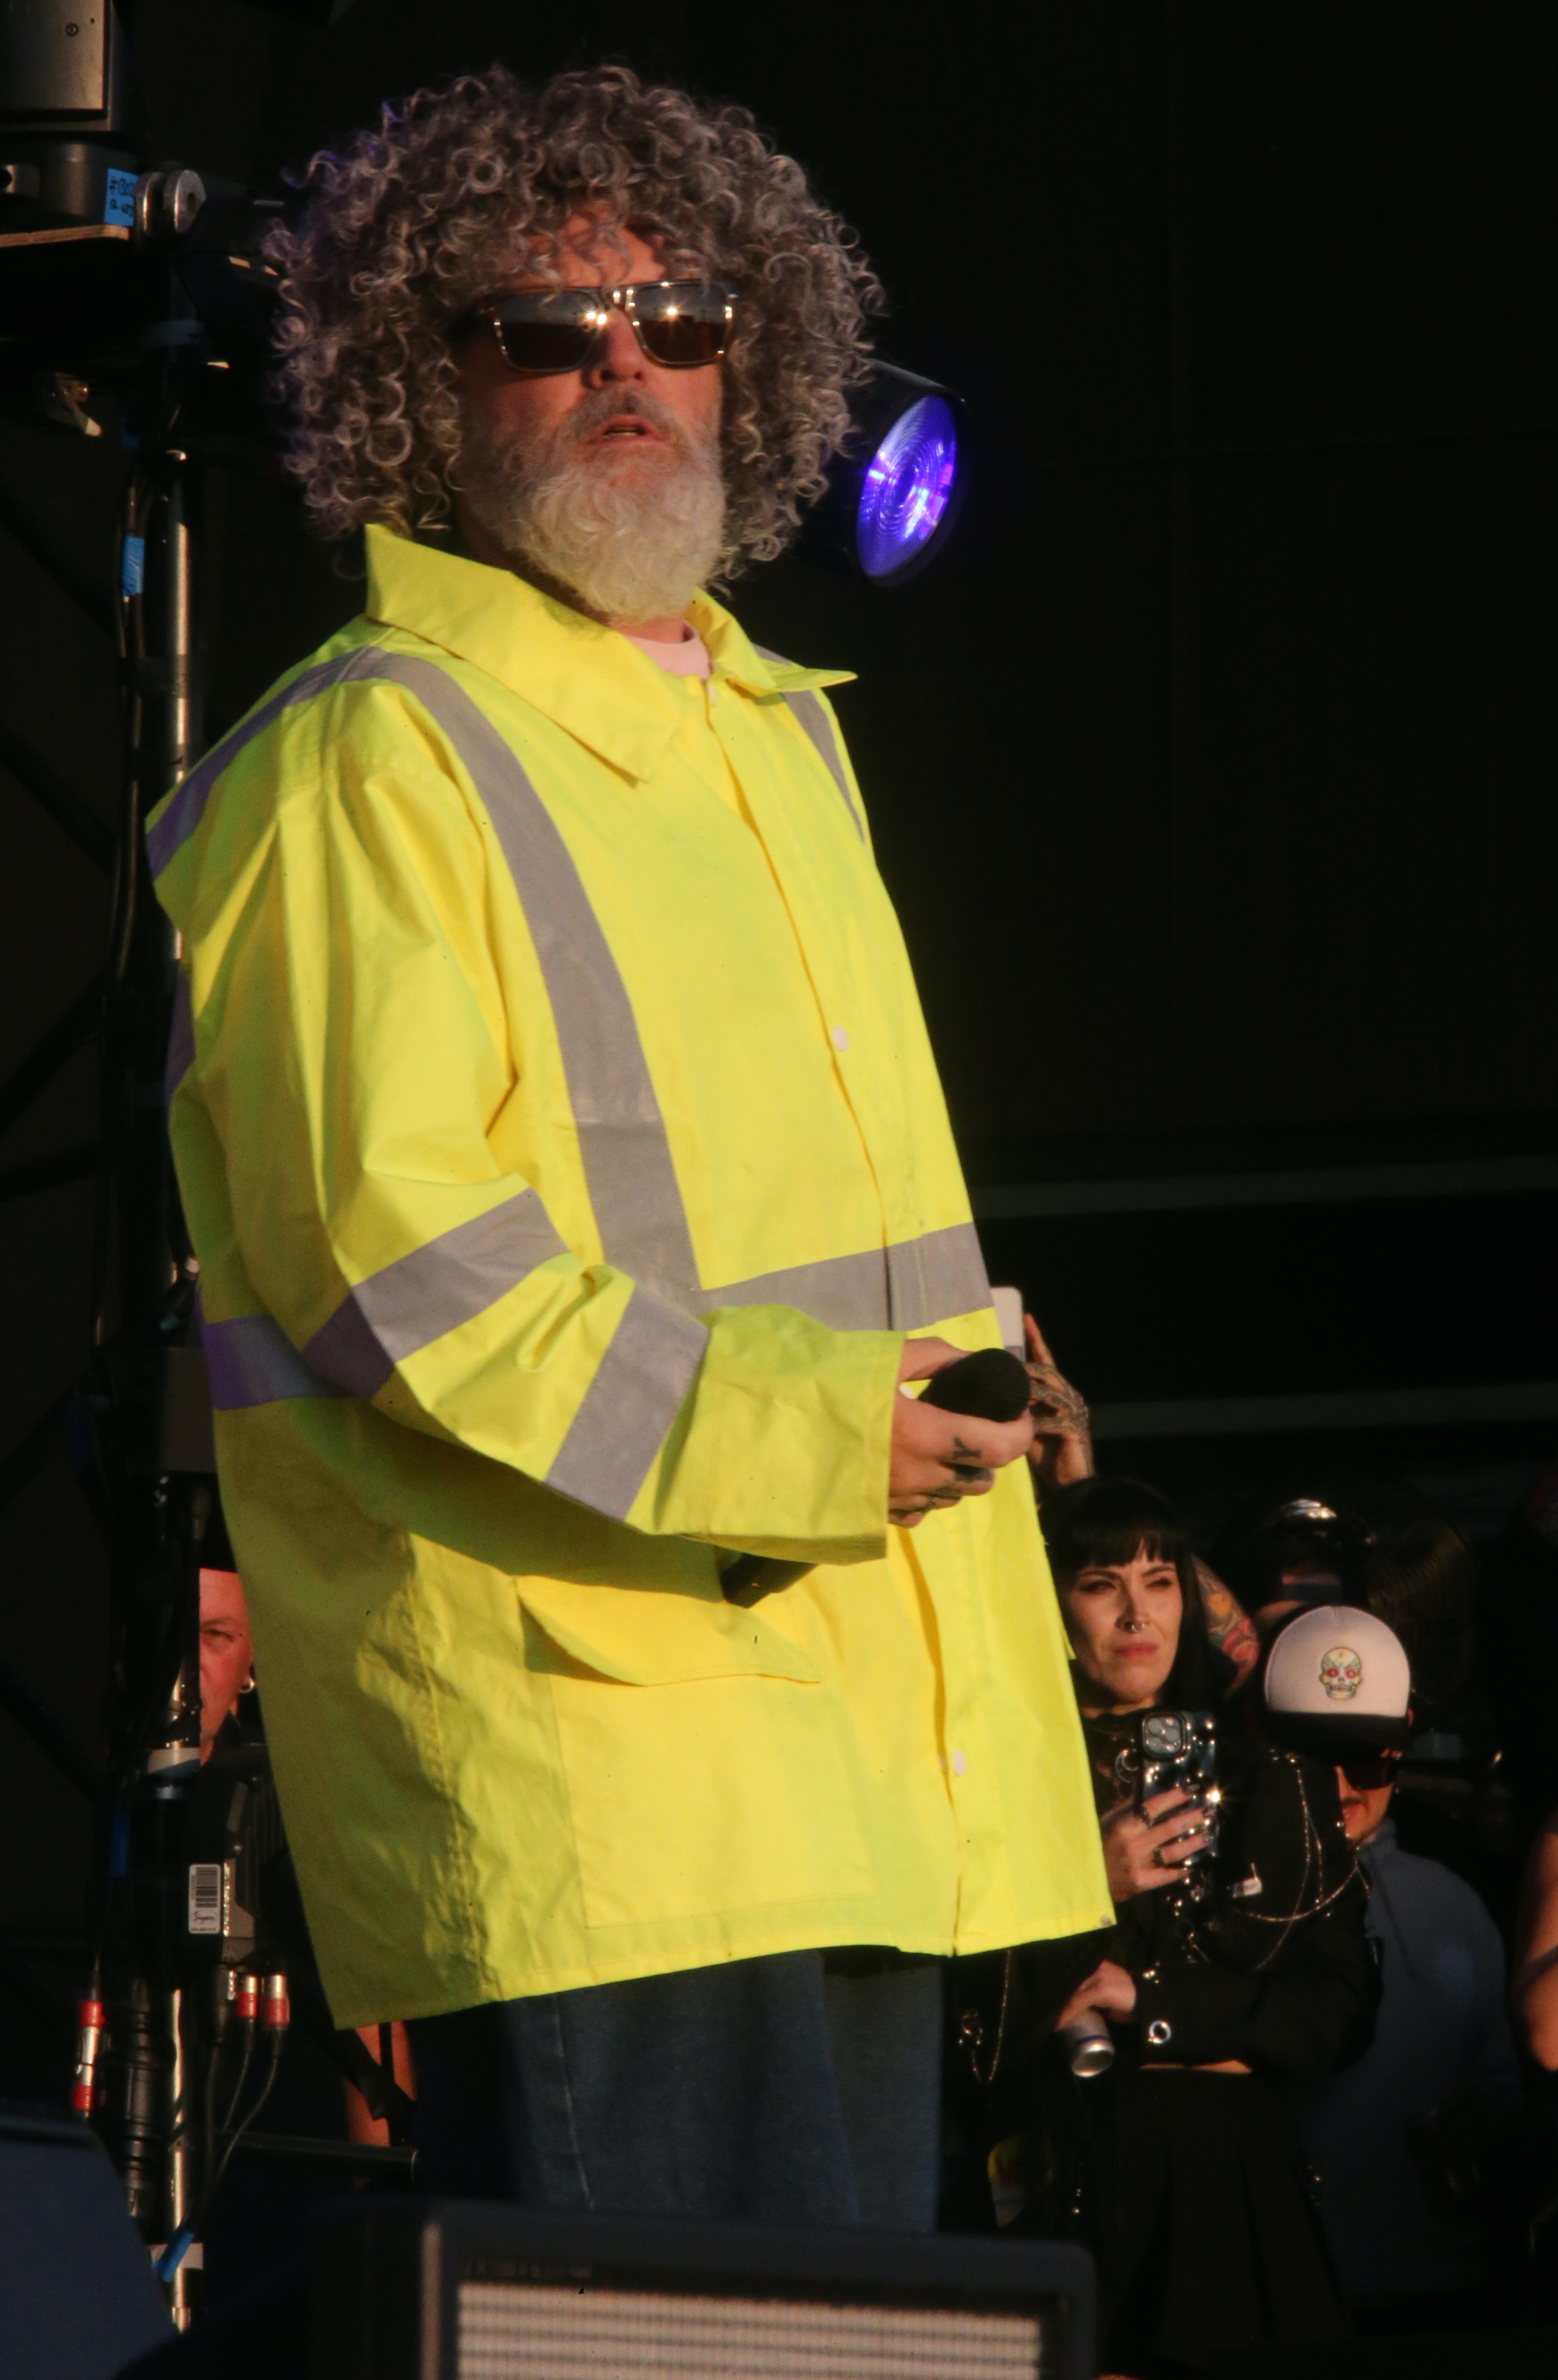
[199,1568,249,1621]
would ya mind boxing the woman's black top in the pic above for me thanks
[992,1698,1382,2366]
[1081,1705,1379,2077]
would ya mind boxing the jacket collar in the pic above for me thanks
[364,525,853,783]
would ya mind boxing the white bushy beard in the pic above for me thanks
[457,383,727,625]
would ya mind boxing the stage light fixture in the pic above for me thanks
[810,361,969,585]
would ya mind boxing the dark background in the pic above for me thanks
[2,1,1556,2080]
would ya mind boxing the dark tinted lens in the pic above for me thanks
[489,291,603,374]
[633,283,730,367]
[1340,1752,1400,1789]
[492,318,597,373]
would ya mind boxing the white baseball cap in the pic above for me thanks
[1263,1604,1412,1752]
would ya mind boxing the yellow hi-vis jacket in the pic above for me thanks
[147,526,1109,2024]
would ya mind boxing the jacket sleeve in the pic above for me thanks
[159,686,904,1556]
[1127,1883,1380,2078]
[1122,1752,1380,2078]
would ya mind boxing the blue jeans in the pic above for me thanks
[407,1950,943,2230]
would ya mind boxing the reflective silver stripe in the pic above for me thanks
[202,1310,342,1411]
[346,651,705,1311]
[546,1288,708,1522]
[145,647,389,877]
[303,1187,567,1398]
[751,647,864,842]
[783,688,864,841]
[704,1221,989,1332]
[323,661,984,1338]
[885,1222,991,1329]
[702,1248,890,1330]
[180,646,987,1505]
[164,969,194,1106]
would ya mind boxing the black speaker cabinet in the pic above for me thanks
[312,2200,1095,2380]
[0,2102,170,2380]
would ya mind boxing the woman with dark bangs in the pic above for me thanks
[1031,1475,1377,2378]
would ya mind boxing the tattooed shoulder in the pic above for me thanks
[1194,1559,1260,1684]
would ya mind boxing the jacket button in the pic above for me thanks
[831,1025,850,1050]
[951,1748,968,1776]
[1146,2017,1172,2047]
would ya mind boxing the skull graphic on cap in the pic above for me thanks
[1319,1645,1363,1701]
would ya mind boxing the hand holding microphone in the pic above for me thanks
[723,1343,1033,1605]
[888,1341,1034,1527]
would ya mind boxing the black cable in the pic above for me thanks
[203,2036,222,2188]
[160,2022,284,2278]
[206,2044,281,2211]
[219,2018,256,2138]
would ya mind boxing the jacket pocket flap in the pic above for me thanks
[518,1576,819,1686]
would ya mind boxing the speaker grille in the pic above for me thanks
[459,2279,1046,2378]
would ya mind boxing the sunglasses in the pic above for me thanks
[1339,1749,1404,1791]
[468,280,738,376]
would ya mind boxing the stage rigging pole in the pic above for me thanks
[89,179,210,2326]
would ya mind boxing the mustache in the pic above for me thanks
[543,382,704,462]
[455,376,728,623]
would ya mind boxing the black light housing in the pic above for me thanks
[807,361,969,586]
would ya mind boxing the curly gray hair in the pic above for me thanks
[267,64,883,575]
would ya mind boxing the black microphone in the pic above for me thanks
[915,1346,1030,1422]
[720,1348,1031,1606]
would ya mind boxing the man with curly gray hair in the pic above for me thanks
[148,63,1108,2227]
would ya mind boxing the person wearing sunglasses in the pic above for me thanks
[1001,1498,1373,2376]
[1270,1607,1524,2335]
[147,63,1108,2233]
[444,264,737,644]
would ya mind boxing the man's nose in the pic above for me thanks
[584,304,647,383]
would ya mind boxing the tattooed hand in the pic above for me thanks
[1023,1314,1094,1501]
[889,1337,1035,1526]
[1101,1788,1215,1903]
[1194,1557,1259,1687]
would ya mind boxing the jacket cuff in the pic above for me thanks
[1131,1960,1255,2065]
[636,1303,903,1552]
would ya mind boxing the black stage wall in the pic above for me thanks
[2,2,1556,2087]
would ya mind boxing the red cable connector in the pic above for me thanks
[71,1995,105,2117]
